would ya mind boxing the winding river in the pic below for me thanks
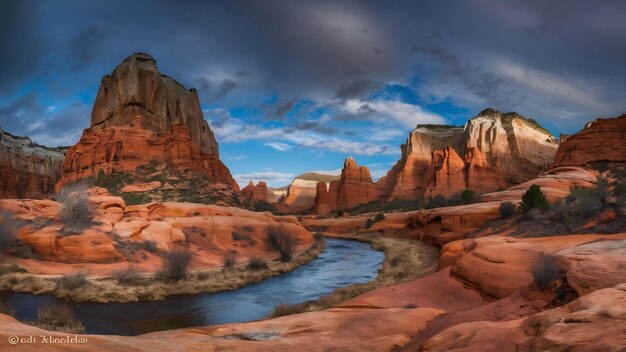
[1,238,386,335]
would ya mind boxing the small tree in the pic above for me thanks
[520,185,549,213]
[499,201,516,218]
[222,249,237,268]
[460,189,479,205]
[265,224,297,262]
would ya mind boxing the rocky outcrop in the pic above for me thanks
[555,115,626,166]
[0,128,66,199]
[314,157,382,214]
[386,109,558,199]
[282,173,339,210]
[240,181,269,202]
[57,53,238,192]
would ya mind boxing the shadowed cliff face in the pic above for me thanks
[57,53,239,193]
[0,128,66,198]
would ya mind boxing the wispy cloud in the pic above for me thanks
[266,142,292,151]
[233,171,295,187]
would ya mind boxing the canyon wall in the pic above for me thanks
[0,128,66,198]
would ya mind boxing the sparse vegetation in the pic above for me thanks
[460,189,480,205]
[57,185,94,230]
[112,266,143,285]
[520,185,549,213]
[142,240,159,253]
[374,212,385,222]
[222,250,237,268]
[55,271,89,291]
[265,224,297,262]
[364,218,375,229]
[532,253,561,290]
[122,192,152,206]
[247,257,268,270]
[499,201,517,218]
[335,210,344,217]
[32,303,85,334]
[158,246,192,281]
[253,201,277,213]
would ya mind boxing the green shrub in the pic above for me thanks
[122,193,152,206]
[253,201,277,213]
[499,201,517,218]
[158,246,192,281]
[364,218,374,229]
[335,210,344,217]
[265,224,297,262]
[460,189,480,205]
[520,185,549,213]
[374,212,385,222]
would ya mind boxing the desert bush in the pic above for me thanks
[532,253,561,290]
[0,264,27,276]
[460,189,480,205]
[364,218,375,229]
[520,185,549,213]
[112,266,143,285]
[142,240,159,253]
[265,224,297,262]
[58,185,94,228]
[247,257,268,270]
[222,250,237,268]
[32,303,84,334]
[499,201,516,218]
[374,212,385,222]
[566,186,603,217]
[253,201,277,213]
[55,271,89,291]
[270,302,310,317]
[404,303,418,309]
[0,211,17,248]
[158,246,192,281]
[335,210,344,217]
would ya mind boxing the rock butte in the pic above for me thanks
[0,128,66,199]
[56,53,238,193]
[240,181,270,203]
[314,108,559,214]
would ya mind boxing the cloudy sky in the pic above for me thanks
[2,0,625,187]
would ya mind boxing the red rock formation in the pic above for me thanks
[240,181,269,202]
[57,53,238,192]
[282,173,339,210]
[555,115,626,166]
[314,157,382,214]
[313,108,557,214]
[425,147,466,197]
[0,128,66,199]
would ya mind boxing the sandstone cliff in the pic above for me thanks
[555,115,626,166]
[240,181,270,202]
[282,173,340,210]
[57,53,238,196]
[0,128,66,198]
[314,108,558,214]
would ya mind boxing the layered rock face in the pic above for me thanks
[57,53,238,192]
[313,109,557,214]
[555,115,626,166]
[0,128,66,198]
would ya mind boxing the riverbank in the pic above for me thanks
[0,238,326,303]
[270,232,439,317]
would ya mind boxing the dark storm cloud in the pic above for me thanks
[0,1,45,93]
[1,0,625,136]
[335,80,384,100]
[215,79,238,99]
